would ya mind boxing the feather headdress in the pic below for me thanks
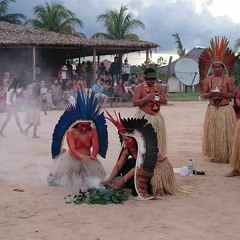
[199,36,236,90]
[51,90,108,159]
[105,110,158,200]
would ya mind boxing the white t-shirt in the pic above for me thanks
[40,87,48,95]
[122,63,130,74]
[6,89,16,105]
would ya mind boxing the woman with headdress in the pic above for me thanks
[47,91,108,189]
[199,36,236,163]
[102,111,189,200]
[0,78,23,137]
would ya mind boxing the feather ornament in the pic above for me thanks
[51,90,108,159]
[199,36,236,91]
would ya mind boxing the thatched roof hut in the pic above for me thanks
[0,21,158,82]
[160,47,205,78]
[160,47,205,92]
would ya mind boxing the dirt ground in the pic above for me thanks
[0,101,240,240]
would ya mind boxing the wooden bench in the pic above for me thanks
[108,96,131,107]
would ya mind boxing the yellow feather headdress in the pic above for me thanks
[199,36,236,90]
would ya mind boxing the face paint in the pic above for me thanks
[124,138,136,148]
[77,122,91,131]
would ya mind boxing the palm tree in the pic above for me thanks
[172,33,185,57]
[0,0,26,24]
[24,1,84,35]
[91,5,145,41]
[234,39,240,52]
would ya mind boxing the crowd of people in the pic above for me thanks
[0,60,144,112]
[1,37,240,202]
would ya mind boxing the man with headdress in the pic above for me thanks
[199,36,236,163]
[133,67,167,154]
[47,90,108,188]
[102,111,189,200]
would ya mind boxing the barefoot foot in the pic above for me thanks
[225,170,240,177]
[0,132,6,137]
[33,135,40,138]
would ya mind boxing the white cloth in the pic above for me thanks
[6,89,16,105]
[47,151,106,189]
[122,63,130,74]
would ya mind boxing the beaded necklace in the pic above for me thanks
[211,75,224,91]
[210,75,224,107]
[144,83,160,114]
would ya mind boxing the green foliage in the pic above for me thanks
[233,55,240,87]
[24,1,83,35]
[172,33,185,57]
[91,5,145,40]
[73,185,128,205]
[0,0,26,24]
[168,92,200,101]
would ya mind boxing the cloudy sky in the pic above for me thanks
[8,0,240,64]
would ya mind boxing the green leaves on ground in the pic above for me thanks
[73,185,128,205]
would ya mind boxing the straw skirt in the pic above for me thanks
[134,108,167,154]
[47,150,106,189]
[229,120,240,170]
[202,104,236,163]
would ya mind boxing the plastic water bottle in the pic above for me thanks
[188,159,193,176]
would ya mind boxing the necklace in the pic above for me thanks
[211,75,224,92]
[211,75,224,108]
[144,83,160,114]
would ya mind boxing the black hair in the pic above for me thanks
[8,78,19,92]
[144,67,156,75]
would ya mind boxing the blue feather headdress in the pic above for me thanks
[51,90,108,159]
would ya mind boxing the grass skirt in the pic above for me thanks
[134,108,167,154]
[24,106,41,126]
[47,150,106,189]
[151,158,191,196]
[230,120,240,170]
[202,104,236,163]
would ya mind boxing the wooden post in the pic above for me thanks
[146,49,149,68]
[32,46,36,81]
[93,48,96,85]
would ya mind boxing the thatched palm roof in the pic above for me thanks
[0,21,159,58]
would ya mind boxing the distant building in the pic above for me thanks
[160,47,205,93]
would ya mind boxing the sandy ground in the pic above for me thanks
[0,101,240,240]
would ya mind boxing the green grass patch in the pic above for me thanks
[168,92,200,101]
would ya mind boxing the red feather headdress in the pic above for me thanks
[199,36,236,91]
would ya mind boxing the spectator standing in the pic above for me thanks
[109,57,120,86]
[58,65,70,92]
[122,58,130,83]
[86,61,93,87]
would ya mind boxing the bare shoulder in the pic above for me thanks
[205,76,212,83]
[135,83,144,91]
[224,75,233,82]
[68,128,77,135]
